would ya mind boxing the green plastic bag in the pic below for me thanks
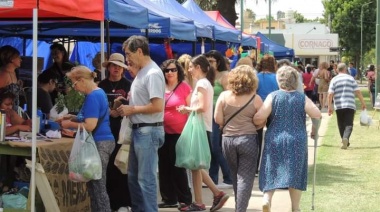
[175,112,211,170]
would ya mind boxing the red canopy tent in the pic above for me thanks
[0,0,104,20]
[0,2,104,211]
[206,11,259,50]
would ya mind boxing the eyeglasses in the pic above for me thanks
[72,80,80,87]
[208,59,217,64]
[164,68,178,73]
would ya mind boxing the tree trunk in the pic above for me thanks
[217,0,237,27]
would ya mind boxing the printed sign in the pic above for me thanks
[38,143,90,212]
[0,0,14,7]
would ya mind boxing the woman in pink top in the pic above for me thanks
[158,59,193,209]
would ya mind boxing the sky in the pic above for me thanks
[240,0,325,20]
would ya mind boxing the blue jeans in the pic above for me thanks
[209,119,232,184]
[128,126,164,212]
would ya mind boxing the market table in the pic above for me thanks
[0,137,91,212]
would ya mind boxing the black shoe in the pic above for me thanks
[158,202,178,208]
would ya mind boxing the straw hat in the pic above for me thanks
[102,53,128,69]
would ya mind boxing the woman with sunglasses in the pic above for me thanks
[157,59,193,210]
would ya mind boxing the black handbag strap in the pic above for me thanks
[165,82,181,105]
[92,109,107,135]
[221,94,256,132]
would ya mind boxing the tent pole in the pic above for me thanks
[106,20,111,58]
[31,7,38,212]
[212,39,215,50]
[100,21,105,80]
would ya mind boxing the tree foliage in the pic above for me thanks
[323,0,376,65]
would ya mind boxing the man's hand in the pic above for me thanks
[328,106,334,116]
[117,105,135,117]
[110,109,119,118]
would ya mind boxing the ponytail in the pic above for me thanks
[207,66,215,86]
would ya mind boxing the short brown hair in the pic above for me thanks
[257,54,276,73]
[228,65,258,95]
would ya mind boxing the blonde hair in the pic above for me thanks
[178,54,194,88]
[236,57,254,68]
[66,65,96,81]
[319,61,329,70]
[228,65,258,95]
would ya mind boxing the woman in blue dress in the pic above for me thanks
[254,65,321,212]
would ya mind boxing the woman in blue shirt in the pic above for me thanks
[60,65,114,212]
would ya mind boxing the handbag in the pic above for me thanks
[118,116,132,145]
[175,112,211,170]
[114,144,130,174]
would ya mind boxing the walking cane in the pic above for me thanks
[311,117,321,210]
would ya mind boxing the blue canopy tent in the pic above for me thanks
[256,32,294,60]
[182,0,243,44]
[122,0,197,41]
[147,0,213,39]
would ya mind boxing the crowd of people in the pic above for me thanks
[0,36,372,212]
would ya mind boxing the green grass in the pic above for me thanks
[301,88,380,212]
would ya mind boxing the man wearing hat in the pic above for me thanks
[98,53,132,211]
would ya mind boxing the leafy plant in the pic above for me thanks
[55,92,66,114]
[54,76,84,114]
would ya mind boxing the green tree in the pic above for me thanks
[323,0,376,67]
[293,11,306,23]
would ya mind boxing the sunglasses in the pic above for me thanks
[164,68,178,73]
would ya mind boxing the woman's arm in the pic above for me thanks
[214,92,225,126]
[252,95,265,129]
[305,97,321,118]
[9,110,26,126]
[60,118,98,132]
[221,72,229,90]
[253,94,273,126]
[180,87,208,113]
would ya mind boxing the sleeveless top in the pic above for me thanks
[5,83,21,111]
[213,81,224,106]
[221,94,258,136]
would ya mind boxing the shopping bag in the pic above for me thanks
[1,188,28,209]
[118,116,132,145]
[175,112,211,170]
[360,109,372,126]
[114,144,130,174]
[68,125,102,182]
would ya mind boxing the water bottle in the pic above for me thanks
[37,108,44,133]
[0,110,6,142]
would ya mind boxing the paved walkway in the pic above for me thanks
[158,112,331,212]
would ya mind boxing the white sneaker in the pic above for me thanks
[216,182,233,189]
[341,138,348,149]
[117,207,130,212]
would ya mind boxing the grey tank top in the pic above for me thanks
[222,95,258,136]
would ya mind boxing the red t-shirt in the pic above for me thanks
[303,72,314,91]
[164,82,192,134]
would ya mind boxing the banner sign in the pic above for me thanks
[38,142,90,212]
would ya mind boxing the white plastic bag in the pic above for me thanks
[114,144,130,174]
[49,104,68,121]
[118,116,132,144]
[360,109,372,126]
[68,125,102,182]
